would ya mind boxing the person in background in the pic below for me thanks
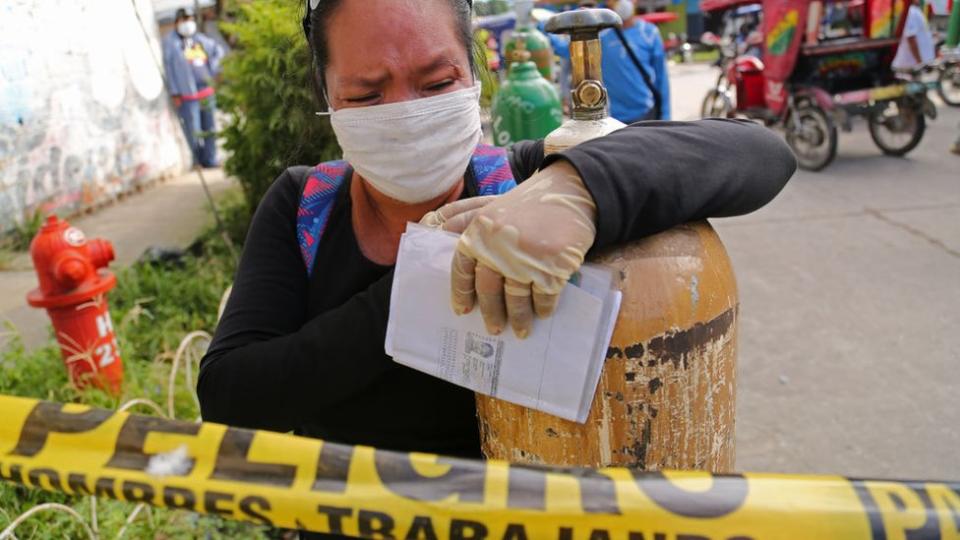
[737,18,763,57]
[162,7,225,168]
[892,0,935,71]
[605,0,671,121]
[556,0,671,121]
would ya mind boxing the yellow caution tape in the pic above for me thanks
[1,394,958,539]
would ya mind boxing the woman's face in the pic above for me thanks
[324,0,473,110]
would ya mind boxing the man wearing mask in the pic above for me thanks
[555,1,672,121]
[604,0,671,121]
[162,7,225,168]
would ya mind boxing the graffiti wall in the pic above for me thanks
[0,0,190,232]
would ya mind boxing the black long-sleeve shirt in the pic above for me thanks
[198,119,796,459]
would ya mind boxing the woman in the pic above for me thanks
[199,0,794,486]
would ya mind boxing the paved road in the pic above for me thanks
[669,62,960,480]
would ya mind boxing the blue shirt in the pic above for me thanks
[599,21,671,122]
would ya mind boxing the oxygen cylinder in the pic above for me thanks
[476,8,739,472]
[490,40,563,146]
[503,28,555,80]
[501,0,555,80]
[947,0,959,48]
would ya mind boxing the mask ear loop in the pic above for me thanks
[315,89,334,117]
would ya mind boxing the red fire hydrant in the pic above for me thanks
[26,216,124,394]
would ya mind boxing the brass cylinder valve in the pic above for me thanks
[544,8,622,120]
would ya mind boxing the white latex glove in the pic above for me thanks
[451,161,597,338]
[419,196,498,234]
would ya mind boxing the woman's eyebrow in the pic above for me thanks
[341,72,390,88]
[414,55,459,77]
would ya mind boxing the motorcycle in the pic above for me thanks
[937,45,960,106]
[700,0,938,171]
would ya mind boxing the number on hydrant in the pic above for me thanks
[26,216,124,394]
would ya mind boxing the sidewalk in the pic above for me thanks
[1,168,235,348]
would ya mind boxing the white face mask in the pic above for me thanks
[615,0,635,22]
[329,84,483,203]
[177,20,197,37]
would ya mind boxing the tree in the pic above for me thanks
[218,0,340,215]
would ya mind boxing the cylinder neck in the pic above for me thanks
[508,59,541,79]
[569,38,603,88]
[569,37,608,121]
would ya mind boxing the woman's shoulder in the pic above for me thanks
[282,165,314,189]
[255,163,351,227]
[268,163,346,200]
[253,166,320,222]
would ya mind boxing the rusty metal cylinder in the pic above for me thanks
[477,225,738,470]
[476,8,738,472]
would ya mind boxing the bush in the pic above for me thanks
[218,0,340,216]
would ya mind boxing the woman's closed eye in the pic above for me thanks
[424,79,455,92]
[345,93,380,104]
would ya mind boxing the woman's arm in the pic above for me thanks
[509,118,796,249]
[469,118,796,335]
[197,170,394,432]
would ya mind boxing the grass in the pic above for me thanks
[0,190,279,539]
[0,209,45,270]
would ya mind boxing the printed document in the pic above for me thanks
[386,224,621,423]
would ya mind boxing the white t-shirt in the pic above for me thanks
[892,5,935,69]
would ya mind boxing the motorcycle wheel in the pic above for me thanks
[701,89,733,118]
[868,100,926,156]
[938,64,960,107]
[785,103,837,172]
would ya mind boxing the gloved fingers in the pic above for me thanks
[532,285,560,319]
[476,264,507,335]
[504,278,534,339]
[440,208,484,234]
[450,250,477,315]
[420,196,498,229]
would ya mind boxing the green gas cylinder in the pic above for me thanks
[490,43,563,147]
[947,0,959,48]
[503,26,555,80]
[501,0,555,80]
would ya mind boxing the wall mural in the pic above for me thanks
[0,0,190,232]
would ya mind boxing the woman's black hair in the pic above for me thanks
[302,0,476,104]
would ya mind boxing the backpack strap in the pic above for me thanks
[612,26,663,120]
[471,143,518,195]
[296,145,517,275]
[297,161,348,276]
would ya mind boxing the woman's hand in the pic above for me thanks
[451,161,597,338]
[419,196,499,234]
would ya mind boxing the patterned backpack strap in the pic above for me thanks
[297,160,349,276]
[297,146,514,275]
[470,143,517,195]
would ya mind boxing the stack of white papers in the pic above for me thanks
[386,224,622,423]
